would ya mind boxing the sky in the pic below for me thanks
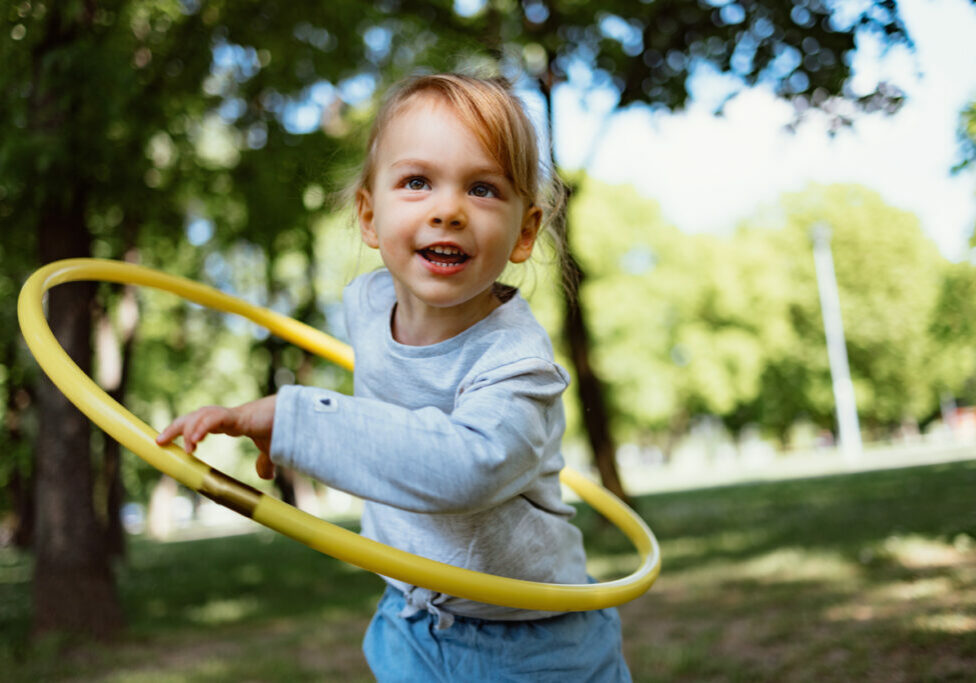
[553,0,976,262]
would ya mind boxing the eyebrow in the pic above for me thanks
[390,158,507,179]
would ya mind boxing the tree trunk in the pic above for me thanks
[560,252,629,503]
[100,438,126,558]
[538,72,628,503]
[33,208,123,639]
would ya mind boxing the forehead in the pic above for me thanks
[377,95,501,168]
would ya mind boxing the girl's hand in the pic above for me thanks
[155,395,277,480]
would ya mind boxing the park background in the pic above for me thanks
[2,0,976,679]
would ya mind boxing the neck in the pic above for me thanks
[391,288,501,346]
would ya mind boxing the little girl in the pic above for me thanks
[156,73,631,682]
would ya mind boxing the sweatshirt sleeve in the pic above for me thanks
[269,357,568,514]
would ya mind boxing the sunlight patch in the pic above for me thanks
[740,547,858,582]
[879,576,954,602]
[661,529,766,563]
[824,603,878,622]
[880,535,971,570]
[914,613,976,634]
[188,597,259,625]
[824,576,973,625]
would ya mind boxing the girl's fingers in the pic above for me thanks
[159,406,276,484]
[255,452,275,480]
[155,416,187,446]
[155,407,233,452]
[184,409,227,452]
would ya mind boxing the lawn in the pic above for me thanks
[2,459,974,681]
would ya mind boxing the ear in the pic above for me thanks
[356,189,379,249]
[509,205,542,264]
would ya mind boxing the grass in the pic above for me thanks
[2,459,975,681]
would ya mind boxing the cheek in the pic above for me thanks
[374,221,413,253]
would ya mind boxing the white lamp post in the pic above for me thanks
[810,223,862,461]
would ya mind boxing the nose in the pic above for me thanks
[429,191,466,229]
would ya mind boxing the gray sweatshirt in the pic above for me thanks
[269,269,587,625]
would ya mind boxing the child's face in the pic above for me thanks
[357,96,541,317]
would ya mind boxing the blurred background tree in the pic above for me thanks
[2,0,973,639]
[0,0,409,638]
[567,180,964,450]
[956,100,976,172]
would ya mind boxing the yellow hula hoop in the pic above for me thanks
[18,258,661,611]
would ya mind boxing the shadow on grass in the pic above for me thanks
[622,569,976,682]
[589,460,976,682]
[0,526,384,680]
[118,529,383,636]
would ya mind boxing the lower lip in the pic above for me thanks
[417,252,469,275]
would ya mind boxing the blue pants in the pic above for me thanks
[363,586,632,682]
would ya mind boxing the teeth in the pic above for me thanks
[429,245,463,255]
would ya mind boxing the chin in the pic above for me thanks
[412,285,490,310]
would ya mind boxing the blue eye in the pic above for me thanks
[405,177,429,191]
[470,183,496,198]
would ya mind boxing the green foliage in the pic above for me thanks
[404,0,910,114]
[0,238,38,512]
[565,179,963,443]
[956,100,976,173]
[766,186,948,430]
[0,0,442,510]
[929,260,976,406]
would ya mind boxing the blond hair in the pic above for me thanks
[356,74,543,204]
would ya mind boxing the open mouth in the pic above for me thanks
[418,244,470,267]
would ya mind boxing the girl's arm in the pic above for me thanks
[155,395,278,479]
[270,357,568,514]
